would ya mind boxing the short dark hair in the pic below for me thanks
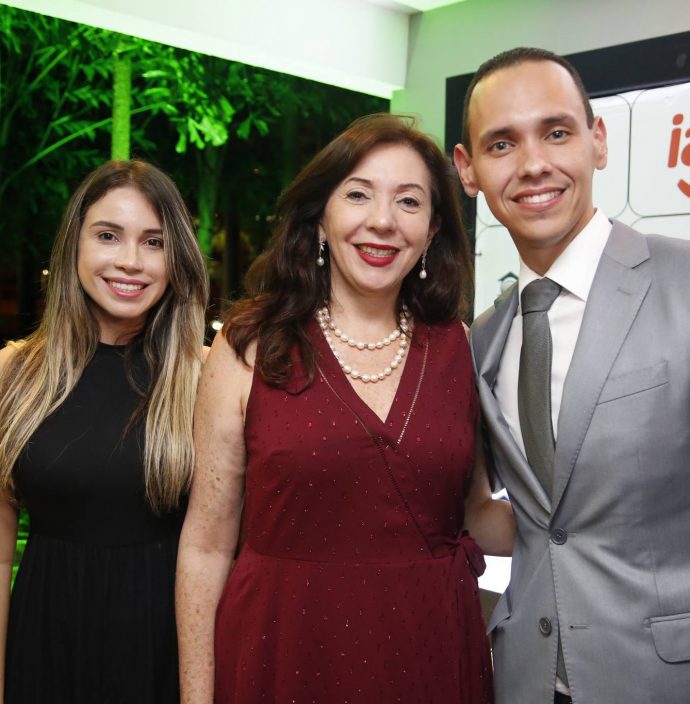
[461,47,594,153]
[226,113,473,387]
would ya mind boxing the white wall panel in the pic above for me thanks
[474,225,518,316]
[630,83,690,216]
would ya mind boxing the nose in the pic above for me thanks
[518,139,552,179]
[366,197,395,233]
[114,239,143,272]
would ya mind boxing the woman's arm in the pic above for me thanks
[0,345,19,702]
[463,422,515,557]
[176,332,253,704]
[0,499,17,702]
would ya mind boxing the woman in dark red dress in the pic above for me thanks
[176,114,514,703]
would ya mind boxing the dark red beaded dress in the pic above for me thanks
[214,320,493,703]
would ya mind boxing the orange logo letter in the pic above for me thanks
[669,114,690,197]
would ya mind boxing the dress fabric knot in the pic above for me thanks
[448,530,486,579]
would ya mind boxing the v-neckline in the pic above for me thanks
[310,317,428,441]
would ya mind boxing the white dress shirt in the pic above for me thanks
[494,209,612,458]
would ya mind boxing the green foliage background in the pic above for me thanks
[0,4,388,337]
[0,5,388,577]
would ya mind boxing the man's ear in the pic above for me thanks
[592,115,608,171]
[453,144,479,198]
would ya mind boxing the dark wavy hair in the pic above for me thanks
[225,113,473,387]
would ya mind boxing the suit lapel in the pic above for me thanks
[473,285,552,515]
[552,222,652,511]
[474,285,518,388]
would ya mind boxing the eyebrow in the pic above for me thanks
[542,113,575,126]
[478,127,513,147]
[88,220,163,234]
[478,113,576,146]
[342,176,427,193]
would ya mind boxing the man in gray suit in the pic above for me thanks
[454,47,690,704]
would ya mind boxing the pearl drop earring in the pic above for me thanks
[419,249,428,280]
[317,240,326,267]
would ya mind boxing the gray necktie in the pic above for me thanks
[518,277,562,496]
[518,277,569,687]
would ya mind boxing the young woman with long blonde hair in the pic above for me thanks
[0,160,208,703]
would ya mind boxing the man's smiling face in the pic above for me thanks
[454,59,608,274]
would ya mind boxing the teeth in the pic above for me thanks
[358,245,397,257]
[109,281,144,292]
[517,191,561,204]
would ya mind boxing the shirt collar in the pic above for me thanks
[518,209,612,308]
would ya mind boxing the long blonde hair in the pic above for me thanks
[0,160,209,512]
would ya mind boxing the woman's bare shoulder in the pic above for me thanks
[199,328,256,415]
[0,342,21,375]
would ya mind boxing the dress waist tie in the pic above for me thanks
[446,530,493,704]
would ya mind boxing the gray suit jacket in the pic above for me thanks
[471,221,690,704]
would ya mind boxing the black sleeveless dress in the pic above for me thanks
[5,343,183,703]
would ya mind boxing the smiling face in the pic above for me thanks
[77,186,169,344]
[319,143,437,306]
[454,59,607,274]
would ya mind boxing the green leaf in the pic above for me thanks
[141,69,170,79]
[236,116,252,140]
[254,118,269,136]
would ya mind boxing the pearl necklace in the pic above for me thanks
[316,306,409,383]
[318,306,408,349]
